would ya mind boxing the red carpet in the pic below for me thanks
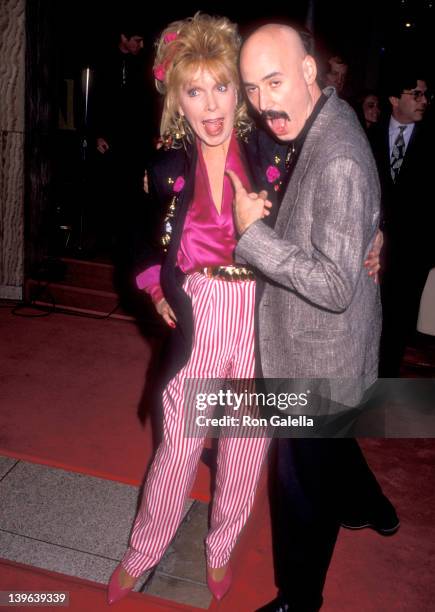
[3,438,433,612]
[0,309,210,500]
[214,439,435,612]
[2,309,435,610]
[0,559,201,612]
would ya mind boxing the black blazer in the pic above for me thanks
[369,118,435,276]
[136,129,288,382]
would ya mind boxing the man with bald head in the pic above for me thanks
[228,25,398,611]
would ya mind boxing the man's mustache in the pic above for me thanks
[261,110,290,121]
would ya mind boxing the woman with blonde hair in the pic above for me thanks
[108,13,273,604]
[108,13,381,605]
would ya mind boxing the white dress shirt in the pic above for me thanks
[389,116,415,159]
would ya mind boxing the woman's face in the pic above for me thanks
[178,66,237,148]
[362,95,380,126]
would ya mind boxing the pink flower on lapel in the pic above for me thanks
[266,165,281,183]
[164,32,178,44]
[173,176,185,193]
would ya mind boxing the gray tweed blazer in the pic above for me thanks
[236,88,381,405]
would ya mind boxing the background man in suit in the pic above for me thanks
[91,20,155,262]
[228,24,398,612]
[369,70,434,377]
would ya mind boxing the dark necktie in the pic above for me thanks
[390,125,407,182]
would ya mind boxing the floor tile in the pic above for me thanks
[146,572,212,609]
[159,501,208,584]
[0,530,119,584]
[0,458,202,606]
[0,462,139,560]
[0,456,18,480]
[0,460,195,591]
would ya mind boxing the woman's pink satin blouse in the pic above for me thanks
[136,132,251,302]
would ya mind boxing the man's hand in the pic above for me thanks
[364,229,383,284]
[96,137,110,154]
[143,170,149,194]
[155,298,177,328]
[226,169,272,235]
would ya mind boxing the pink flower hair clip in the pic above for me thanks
[153,64,166,82]
[154,32,179,82]
[163,32,178,44]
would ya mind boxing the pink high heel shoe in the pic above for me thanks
[207,566,232,601]
[107,564,136,605]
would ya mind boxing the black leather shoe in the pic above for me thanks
[341,495,400,535]
[256,597,289,612]
[256,595,322,612]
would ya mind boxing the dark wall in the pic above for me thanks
[25,0,57,274]
[25,0,434,270]
[54,0,434,110]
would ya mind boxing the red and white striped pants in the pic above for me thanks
[122,273,270,576]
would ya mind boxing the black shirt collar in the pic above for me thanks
[290,92,328,154]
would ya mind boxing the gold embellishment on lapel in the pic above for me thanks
[160,195,178,253]
[167,177,174,185]
[285,144,296,169]
[274,155,281,164]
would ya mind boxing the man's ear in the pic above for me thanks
[389,95,399,110]
[303,55,317,85]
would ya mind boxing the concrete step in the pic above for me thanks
[25,257,161,325]
[25,279,132,320]
[59,257,115,292]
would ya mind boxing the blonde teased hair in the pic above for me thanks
[153,12,251,145]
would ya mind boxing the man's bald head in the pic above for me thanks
[240,24,320,141]
[242,24,307,64]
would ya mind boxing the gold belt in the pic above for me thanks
[199,265,255,282]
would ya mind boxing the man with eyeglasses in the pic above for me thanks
[369,69,435,377]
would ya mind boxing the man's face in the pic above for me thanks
[390,79,429,124]
[324,57,348,94]
[120,34,144,55]
[241,33,315,141]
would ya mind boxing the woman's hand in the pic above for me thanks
[364,229,383,284]
[155,298,177,328]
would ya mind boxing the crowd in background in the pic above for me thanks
[317,50,434,376]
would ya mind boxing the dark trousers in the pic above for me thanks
[379,266,428,377]
[270,438,385,611]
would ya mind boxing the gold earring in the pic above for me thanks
[174,113,186,140]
